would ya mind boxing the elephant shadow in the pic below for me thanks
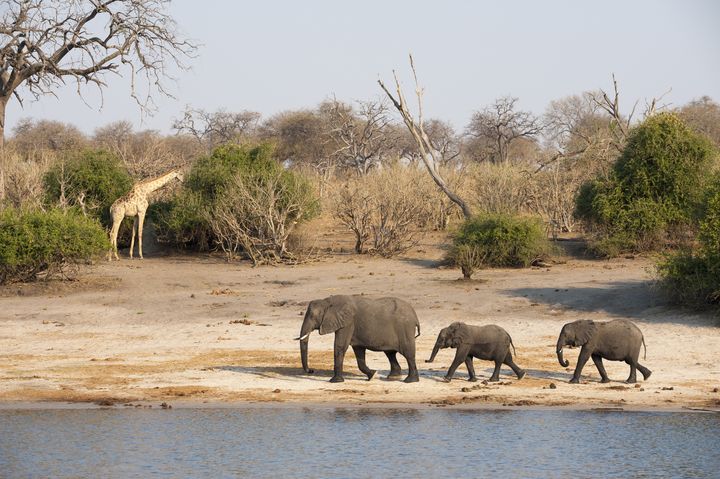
[216,365,400,383]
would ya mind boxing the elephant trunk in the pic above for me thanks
[557,335,569,368]
[297,314,315,374]
[425,339,441,363]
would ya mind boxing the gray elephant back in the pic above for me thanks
[601,319,643,337]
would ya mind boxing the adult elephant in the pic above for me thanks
[556,319,651,384]
[295,295,421,383]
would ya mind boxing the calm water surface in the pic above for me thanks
[0,407,718,478]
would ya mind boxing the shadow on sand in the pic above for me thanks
[503,280,677,321]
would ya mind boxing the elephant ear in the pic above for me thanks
[319,301,354,335]
[574,320,597,345]
[448,322,470,347]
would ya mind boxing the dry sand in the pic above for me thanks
[1,233,719,411]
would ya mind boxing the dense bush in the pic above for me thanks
[658,176,720,309]
[43,149,132,226]
[0,208,109,283]
[153,143,319,262]
[448,214,552,279]
[333,166,431,257]
[576,113,717,256]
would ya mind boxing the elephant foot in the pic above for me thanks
[468,377,478,382]
[516,370,526,380]
[600,377,611,383]
[442,376,452,383]
[488,377,500,383]
[569,378,580,384]
[642,370,652,381]
[365,370,376,381]
[387,371,403,378]
[625,378,637,384]
[329,376,345,383]
[404,374,419,383]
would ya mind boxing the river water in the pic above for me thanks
[0,407,717,478]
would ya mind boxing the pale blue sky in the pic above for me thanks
[6,0,720,135]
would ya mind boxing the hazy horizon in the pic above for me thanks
[4,0,720,136]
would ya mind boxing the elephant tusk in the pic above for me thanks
[295,333,310,341]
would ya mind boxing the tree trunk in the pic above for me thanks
[0,97,7,202]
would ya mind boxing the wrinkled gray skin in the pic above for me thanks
[425,322,525,382]
[297,295,420,383]
[556,319,651,384]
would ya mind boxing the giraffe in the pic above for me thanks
[109,169,184,260]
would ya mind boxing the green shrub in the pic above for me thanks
[448,213,552,278]
[154,143,319,261]
[658,175,720,309]
[43,149,132,226]
[576,113,717,255]
[0,208,109,283]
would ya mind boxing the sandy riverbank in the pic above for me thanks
[1,239,719,410]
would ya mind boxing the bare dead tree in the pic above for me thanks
[378,55,473,219]
[0,0,197,147]
[465,96,543,164]
[325,98,394,175]
[588,74,671,153]
[172,107,261,151]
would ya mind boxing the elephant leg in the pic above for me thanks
[625,359,638,384]
[330,329,352,383]
[384,351,403,378]
[592,354,610,383]
[401,343,419,383]
[352,346,376,380]
[489,359,502,382]
[443,346,470,382]
[637,363,652,381]
[504,352,526,380]
[465,357,478,381]
[570,346,592,384]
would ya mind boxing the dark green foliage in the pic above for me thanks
[448,214,551,278]
[0,208,109,283]
[43,150,132,226]
[153,143,319,258]
[658,175,720,309]
[576,113,717,256]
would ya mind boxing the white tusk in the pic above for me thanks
[295,333,310,341]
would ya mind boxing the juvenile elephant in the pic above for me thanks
[425,322,525,382]
[295,295,420,383]
[556,319,651,384]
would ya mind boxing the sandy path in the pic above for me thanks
[1,245,719,410]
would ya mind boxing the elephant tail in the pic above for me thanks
[415,321,421,338]
[509,337,517,357]
[642,335,647,360]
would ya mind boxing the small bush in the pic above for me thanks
[0,208,109,283]
[43,149,132,226]
[448,214,552,278]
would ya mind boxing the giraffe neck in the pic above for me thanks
[135,171,180,195]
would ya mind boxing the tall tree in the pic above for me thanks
[465,96,543,164]
[0,0,196,147]
[172,107,261,151]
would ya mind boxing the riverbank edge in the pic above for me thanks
[0,400,718,413]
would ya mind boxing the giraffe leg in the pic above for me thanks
[137,211,145,259]
[109,214,122,261]
[129,217,137,259]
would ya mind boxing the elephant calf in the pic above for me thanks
[426,322,525,382]
[556,319,651,384]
